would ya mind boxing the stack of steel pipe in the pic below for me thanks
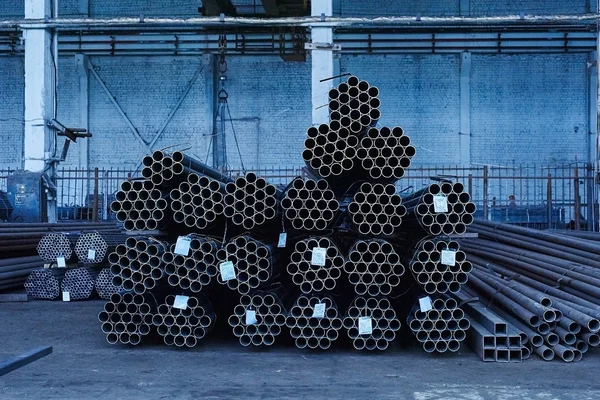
[24,268,66,299]
[170,173,225,229]
[407,297,469,353]
[328,75,380,134]
[36,232,76,263]
[344,239,405,296]
[356,127,416,180]
[97,292,154,345]
[110,180,169,231]
[0,256,47,292]
[342,296,401,351]
[74,231,128,264]
[61,266,103,300]
[287,236,345,293]
[285,294,343,350]
[302,122,359,180]
[153,294,216,347]
[162,235,220,292]
[227,290,287,347]
[347,182,406,236]
[407,238,472,295]
[281,178,339,231]
[95,268,121,300]
[402,182,476,236]
[108,236,168,294]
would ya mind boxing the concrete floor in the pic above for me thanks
[0,301,599,400]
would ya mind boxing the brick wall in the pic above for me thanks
[0,2,23,18]
[332,0,459,16]
[469,0,589,16]
[56,56,81,168]
[0,57,24,169]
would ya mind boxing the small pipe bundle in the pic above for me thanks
[287,236,345,293]
[347,182,406,236]
[408,238,472,295]
[153,294,216,347]
[228,291,287,347]
[95,268,120,300]
[110,180,169,231]
[344,239,405,296]
[356,127,415,180]
[342,296,401,351]
[108,236,168,294]
[216,235,275,294]
[162,236,220,292]
[141,150,178,186]
[36,232,74,263]
[170,173,225,229]
[24,269,66,299]
[61,266,102,300]
[142,150,234,186]
[302,123,359,178]
[328,75,380,133]
[407,297,469,353]
[281,178,339,231]
[223,172,279,230]
[285,294,343,350]
[403,182,476,236]
[98,293,153,346]
[74,231,126,264]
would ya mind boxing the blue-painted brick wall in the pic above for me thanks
[0,57,24,169]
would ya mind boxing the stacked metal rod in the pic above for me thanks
[95,268,121,300]
[407,297,469,353]
[228,291,287,347]
[0,256,47,292]
[356,127,416,180]
[37,232,75,263]
[108,236,168,294]
[74,231,128,264]
[285,294,343,349]
[24,269,66,299]
[302,123,359,179]
[287,237,345,293]
[347,182,406,236]
[402,182,476,236]
[97,293,154,345]
[110,180,169,231]
[281,178,339,231]
[162,236,220,292]
[170,173,225,229]
[408,238,472,294]
[328,75,380,133]
[223,172,280,230]
[342,296,401,351]
[61,266,102,300]
[153,294,216,347]
[344,239,405,296]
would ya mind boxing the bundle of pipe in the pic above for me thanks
[170,173,225,229]
[302,122,359,180]
[344,239,405,296]
[24,269,66,299]
[162,236,220,292]
[287,236,345,293]
[328,75,380,134]
[108,236,168,294]
[407,297,469,353]
[356,127,415,180]
[342,296,401,351]
[97,292,153,346]
[0,256,47,292]
[347,182,406,236]
[281,178,339,231]
[402,182,476,236]
[153,294,216,347]
[227,291,287,347]
[408,238,472,295]
[223,172,280,230]
[74,231,128,264]
[285,294,343,350]
[61,266,103,300]
[95,268,121,300]
[216,235,276,294]
[110,180,169,231]
[549,229,600,242]
[36,232,76,263]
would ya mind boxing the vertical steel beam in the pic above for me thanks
[459,0,470,16]
[203,53,217,166]
[459,52,471,167]
[76,54,89,170]
[311,0,334,125]
[79,0,89,15]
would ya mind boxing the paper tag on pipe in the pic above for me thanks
[311,247,327,266]
[173,295,189,310]
[174,236,192,256]
[219,261,236,281]
[419,296,433,312]
[87,249,96,260]
[441,250,456,266]
[278,232,287,248]
[57,257,66,268]
[433,195,448,213]
[62,292,70,302]
[358,316,373,335]
[245,309,257,325]
[313,303,326,319]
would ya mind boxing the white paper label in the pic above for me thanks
[358,316,373,335]
[220,261,236,281]
[441,250,456,266]
[433,195,448,213]
[174,236,192,256]
[313,303,326,319]
[57,257,66,268]
[246,309,257,325]
[87,249,96,260]
[311,247,327,266]
[278,232,287,248]
[419,296,433,312]
[62,292,70,302]
[173,295,189,310]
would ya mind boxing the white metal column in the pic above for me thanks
[459,52,471,166]
[311,0,334,125]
